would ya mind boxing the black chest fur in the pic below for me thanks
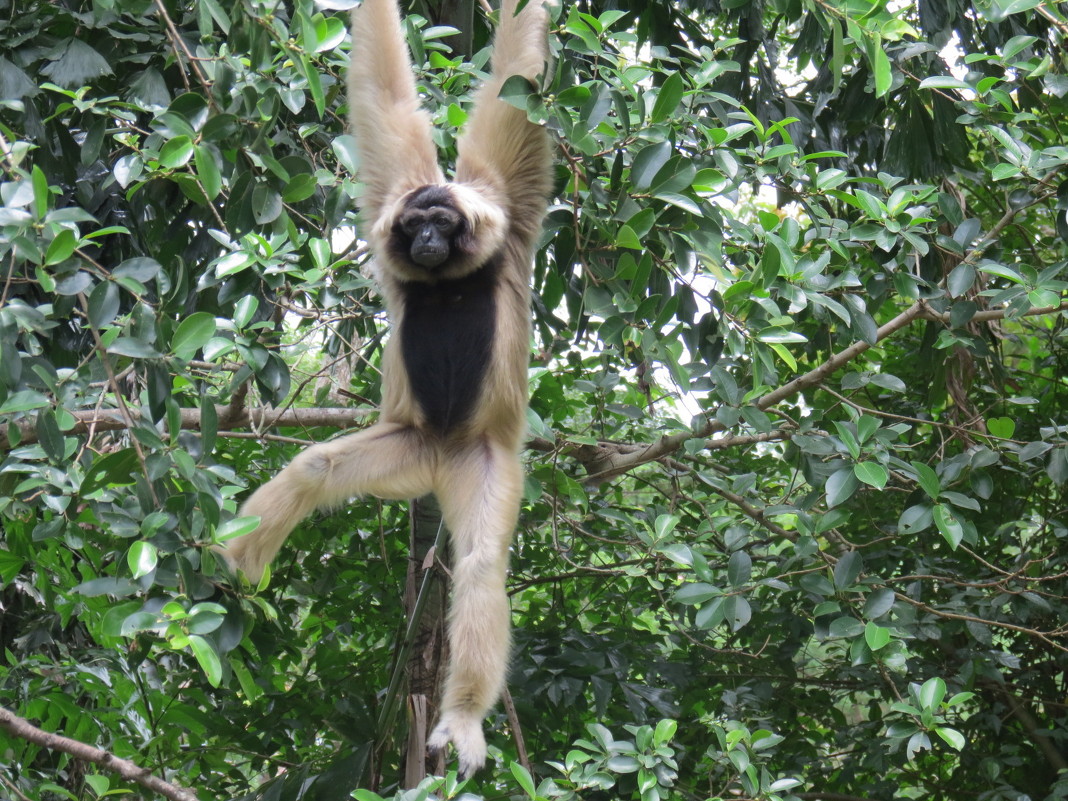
[399,261,498,433]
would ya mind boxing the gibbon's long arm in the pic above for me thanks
[347,0,444,226]
[456,0,553,237]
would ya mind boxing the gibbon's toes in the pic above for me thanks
[428,716,487,778]
[211,540,264,585]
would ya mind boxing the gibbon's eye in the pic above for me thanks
[434,215,453,230]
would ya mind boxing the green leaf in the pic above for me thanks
[986,417,1016,438]
[831,19,844,84]
[631,142,671,190]
[80,448,140,495]
[870,36,892,97]
[829,616,864,638]
[35,409,65,462]
[650,71,684,123]
[194,144,222,201]
[725,595,751,631]
[997,0,1042,13]
[1002,34,1038,60]
[31,164,49,219]
[159,135,194,169]
[911,461,941,499]
[283,173,318,203]
[854,462,888,489]
[41,39,112,88]
[0,390,50,415]
[251,183,283,225]
[833,551,863,590]
[864,621,891,651]
[675,582,719,605]
[0,550,27,586]
[509,760,537,799]
[899,503,933,534]
[108,337,162,359]
[54,271,92,296]
[188,634,223,687]
[935,727,966,750]
[653,719,677,746]
[918,676,947,709]
[727,550,752,587]
[863,588,896,619]
[72,577,139,597]
[615,224,642,249]
[127,541,158,579]
[825,467,859,507]
[44,229,77,266]
[946,263,975,297]
[919,76,972,90]
[215,516,262,543]
[171,312,217,359]
[933,504,963,549]
[87,280,121,328]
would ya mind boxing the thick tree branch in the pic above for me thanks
[919,299,1068,325]
[0,707,200,801]
[0,406,373,451]
[993,685,1068,772]
[579,301,929,481]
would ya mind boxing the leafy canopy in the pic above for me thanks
[1,0,1067,799]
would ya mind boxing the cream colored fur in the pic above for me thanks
[220,0,552,778]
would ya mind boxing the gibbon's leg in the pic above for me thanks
[427,438,522,777]
[221,422,436,580]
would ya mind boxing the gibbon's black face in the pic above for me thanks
[391,186,468,271]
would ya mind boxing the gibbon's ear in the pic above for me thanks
[455,0,553,231]
[348,0,445,232]
[448,183,509,264]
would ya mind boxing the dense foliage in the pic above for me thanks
[1,0,1066,799]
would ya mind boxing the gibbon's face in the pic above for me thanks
[400,205,463,268]
[390,185,469,273]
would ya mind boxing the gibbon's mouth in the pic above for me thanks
[411,246,449,269]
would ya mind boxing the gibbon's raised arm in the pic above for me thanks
[456,0,553,235]
[347,0,444,227]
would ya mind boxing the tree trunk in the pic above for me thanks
[401,495,449,786]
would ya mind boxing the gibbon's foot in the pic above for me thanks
[427,714,487,779]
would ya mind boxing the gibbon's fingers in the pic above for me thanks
[455,0,552,232]
[220,423,436,581]
[427,440,522,777]
[349,0,444,228]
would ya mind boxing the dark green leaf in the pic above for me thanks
[650,71,684,123]
[833,551,863,590]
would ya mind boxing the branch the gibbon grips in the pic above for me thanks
[219,0,553,778]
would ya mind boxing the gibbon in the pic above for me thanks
[219,0,553,778]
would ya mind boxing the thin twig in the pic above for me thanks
[76,293,159,506]
[501,687,531,773]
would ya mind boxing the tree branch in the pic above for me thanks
[919,299,1068,325]
[580,301,929,481]
[0,707,200,801]
[1,406,373,451]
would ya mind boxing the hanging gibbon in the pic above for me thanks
[219,0,553,778]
